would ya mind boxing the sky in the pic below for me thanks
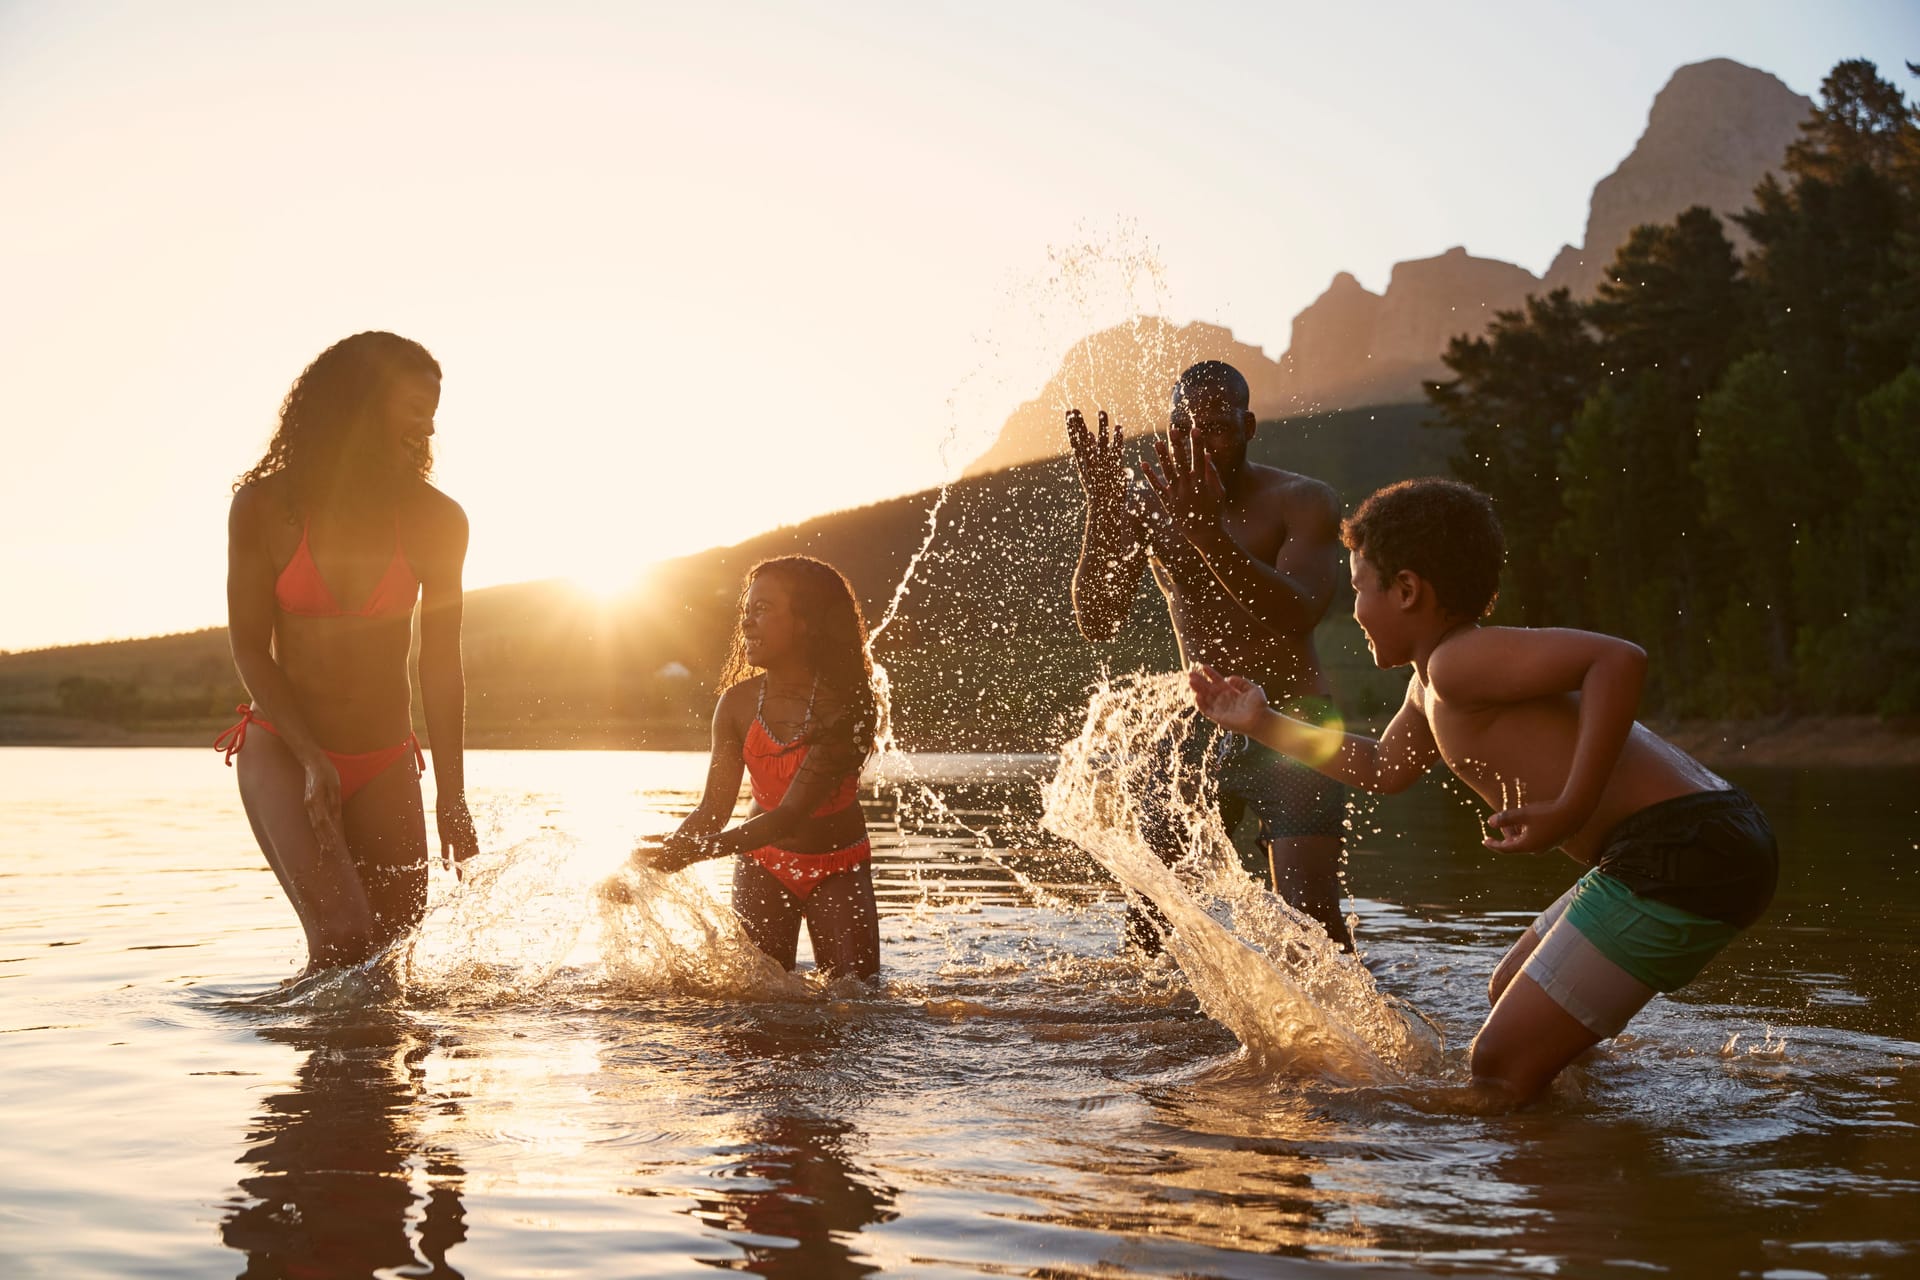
[2,0,1914,651]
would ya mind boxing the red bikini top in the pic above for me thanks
[274,517,420,619]
[742,677,861,816]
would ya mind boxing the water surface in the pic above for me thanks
[2,747,1917,1278]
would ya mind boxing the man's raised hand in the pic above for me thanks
[1142,426,1225,540]
[1066,408,1127,512]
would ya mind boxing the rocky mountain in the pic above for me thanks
[1540,58,1812,297]
[967,58,1812,474]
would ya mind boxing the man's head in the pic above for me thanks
[1170,361,1255,473]
[1341,479,1504,667]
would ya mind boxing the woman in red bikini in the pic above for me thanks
[638,557,882,980]
[219,331,479,975]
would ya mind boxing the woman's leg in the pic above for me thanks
[803,861,881,980]
[731,858,804,970]
[339,754,430,951]
[234,731,377,970]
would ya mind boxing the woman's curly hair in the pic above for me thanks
[235,331,441,507]
[718,556,883,759]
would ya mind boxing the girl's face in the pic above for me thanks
[742,575,805,669]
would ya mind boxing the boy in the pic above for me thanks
[1185,477,1778,1109]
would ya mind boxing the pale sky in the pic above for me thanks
[2,0,1913,650]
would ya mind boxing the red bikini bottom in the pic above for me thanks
[743,838,873,899]
[215,704,424,803]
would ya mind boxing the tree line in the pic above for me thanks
[1429,59,1920,718]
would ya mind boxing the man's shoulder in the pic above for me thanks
[1243,463,1340,522]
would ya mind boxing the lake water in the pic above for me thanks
[3,745,1918,1278]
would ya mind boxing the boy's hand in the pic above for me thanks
[1142,428,1225,540]
[1482,801,1578,854]
[1189,663,1268,733]
[1066,409,1127,513]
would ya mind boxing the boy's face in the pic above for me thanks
[1350,549,1412,668]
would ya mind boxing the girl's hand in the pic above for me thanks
[1189,664,1268,734]
[1483,800,1578,854]
[635,832,718,875]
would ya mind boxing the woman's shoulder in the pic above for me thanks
[229,474,295,531]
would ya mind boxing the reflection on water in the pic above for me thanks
[2,747,1918,1278]
[221,1016,466,1278]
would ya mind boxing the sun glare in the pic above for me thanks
[566,560,653,604]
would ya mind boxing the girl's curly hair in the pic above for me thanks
[235,331,442,507]
[718,556,883,759]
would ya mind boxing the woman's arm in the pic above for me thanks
[1429,627,1647,852]
[675,691,749,838]
[416,490,478,869]
[225,486,350,864]
[1191,665,1439,794]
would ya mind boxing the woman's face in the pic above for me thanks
[375,371,441,454]
[741,575,804,669]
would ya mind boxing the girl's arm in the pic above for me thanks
[675,692,750,839]
[1428,627,1647,852]
[416,490,478,870]
[704,724,863,857]
[225,486,353,867]
[1190,665,1439,794]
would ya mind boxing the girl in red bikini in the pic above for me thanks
[219,332,479,976]
[638,557,882,980]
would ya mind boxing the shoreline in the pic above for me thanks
[3,713,1918,768]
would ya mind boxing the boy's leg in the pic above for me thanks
[1489,883,1577,1005]
[1468,974,1606,1106]
[731,858,805,970]
[1472,899,1658,1106]
[804,861,881,981]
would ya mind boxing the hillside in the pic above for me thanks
[0,403,1447,751]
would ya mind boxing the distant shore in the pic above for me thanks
[4,713,1917,769]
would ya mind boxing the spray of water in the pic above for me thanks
[1041,670,1441,1085]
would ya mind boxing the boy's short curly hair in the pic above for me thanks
[1342,478,1505,619]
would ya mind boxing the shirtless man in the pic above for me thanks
[1068,360,1351,949]
[1189,478,1779,1108]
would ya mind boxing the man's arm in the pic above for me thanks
[1191,665,1439,794]
[1187,480,1340,635]
[417,491,479,869]
[1428,627,1648,852]
[1067,409,1148,642]
[1141,440,1339,635]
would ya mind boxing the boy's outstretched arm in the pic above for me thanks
[1190,665,1438,794]
[1427,628,1647,853]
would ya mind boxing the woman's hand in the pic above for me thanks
[437,792,480,875]
[1188,664,1269,734]
[299,752,349,866]
[634,832,719,875]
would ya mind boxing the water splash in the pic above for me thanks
[1041,670,1440,1085]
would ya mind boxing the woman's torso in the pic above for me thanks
[258,478,424,751]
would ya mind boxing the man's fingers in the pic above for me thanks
[1141,456,1169,496]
